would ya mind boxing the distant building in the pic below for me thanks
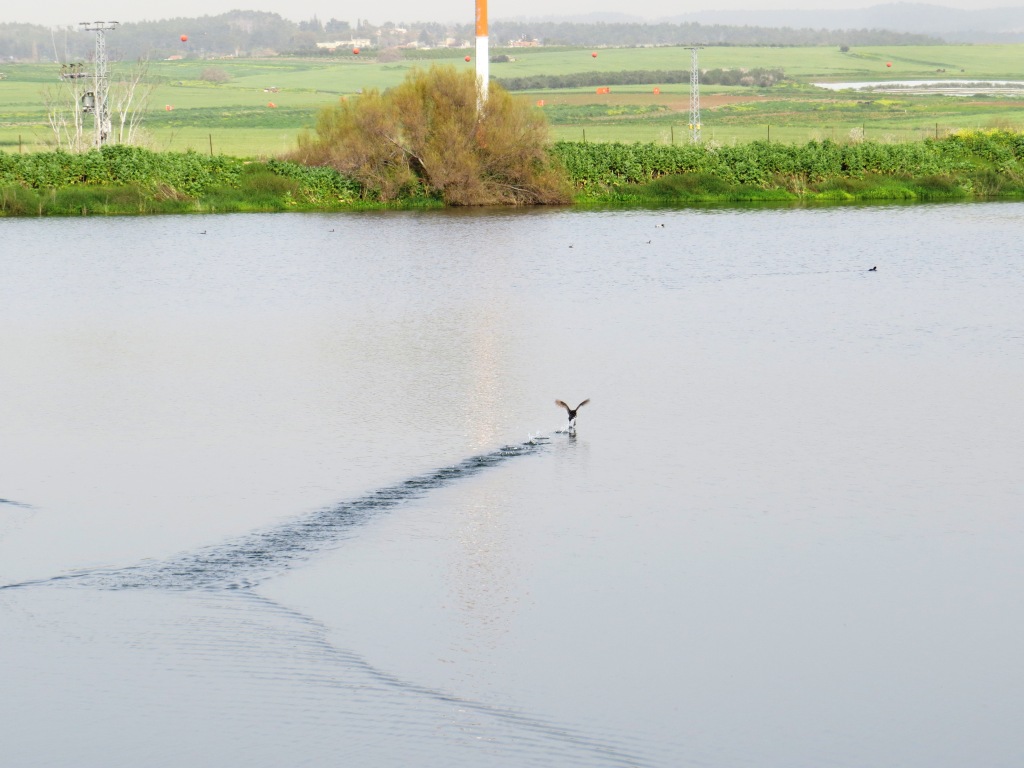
[509,38,540,47]
[316,38,372,51]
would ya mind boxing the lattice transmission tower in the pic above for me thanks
[686,46,703,143]
[80,21,119,147]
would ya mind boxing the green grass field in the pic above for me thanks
[3,44,1024,156]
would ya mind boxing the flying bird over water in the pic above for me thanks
[555,398,590,426]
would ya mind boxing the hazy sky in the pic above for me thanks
[4,1,1013,28]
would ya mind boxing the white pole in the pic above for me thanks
[475,0,489,107]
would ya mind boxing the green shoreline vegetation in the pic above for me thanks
[4,128,1024,216]
[554,129,1024,203]
[5,54,1024,216]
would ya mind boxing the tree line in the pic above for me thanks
[496,67,786,91]
[0,13,941,62]
[486,21,940,48]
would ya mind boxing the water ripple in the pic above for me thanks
[0,438,546,592]
[0,497,33,509]
[237,590,662,768]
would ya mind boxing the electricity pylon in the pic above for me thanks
[79,21,119,147]
[686,46,703,143]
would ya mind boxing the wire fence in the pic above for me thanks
[551,121,1016,146]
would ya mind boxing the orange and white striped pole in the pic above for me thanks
[475,0,489,106]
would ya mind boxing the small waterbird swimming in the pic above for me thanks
[868,266,877,271]
[555,398,590,427]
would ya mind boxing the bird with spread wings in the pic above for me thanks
[555,398,590,427]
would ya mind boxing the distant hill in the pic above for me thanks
[660,3,1024,43]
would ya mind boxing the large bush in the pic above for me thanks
[289,66,570,205]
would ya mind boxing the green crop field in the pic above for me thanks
[3,43,1024,156]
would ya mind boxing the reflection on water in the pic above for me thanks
[2,204,1023,767]
[451,474,524,654]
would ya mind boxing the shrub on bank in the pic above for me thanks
[290,66,571,205]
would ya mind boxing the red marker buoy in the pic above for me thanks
[352,47,360,55]
[180,35,188,42]
[886,62,892,67]
[465,55,471,62]
[591,51,597,58]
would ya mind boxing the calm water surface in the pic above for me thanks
[1,204,1022,767]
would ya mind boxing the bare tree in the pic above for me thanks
[112,59,156,145]
[44,63,89,151]
[43,58,155,151]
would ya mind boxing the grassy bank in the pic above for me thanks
[554,129,1024,204]
[4,129,1024,216]
[0,144,442,215]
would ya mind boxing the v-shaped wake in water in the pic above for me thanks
[1,436,549,592]
[2,433,662,768]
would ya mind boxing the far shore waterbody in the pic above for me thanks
[813,79,1024,95]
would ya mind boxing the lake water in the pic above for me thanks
[813,79,1024,95]
[2,203,1022,767]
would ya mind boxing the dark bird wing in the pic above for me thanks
[575,399,590,410]
[555,399,570,412]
